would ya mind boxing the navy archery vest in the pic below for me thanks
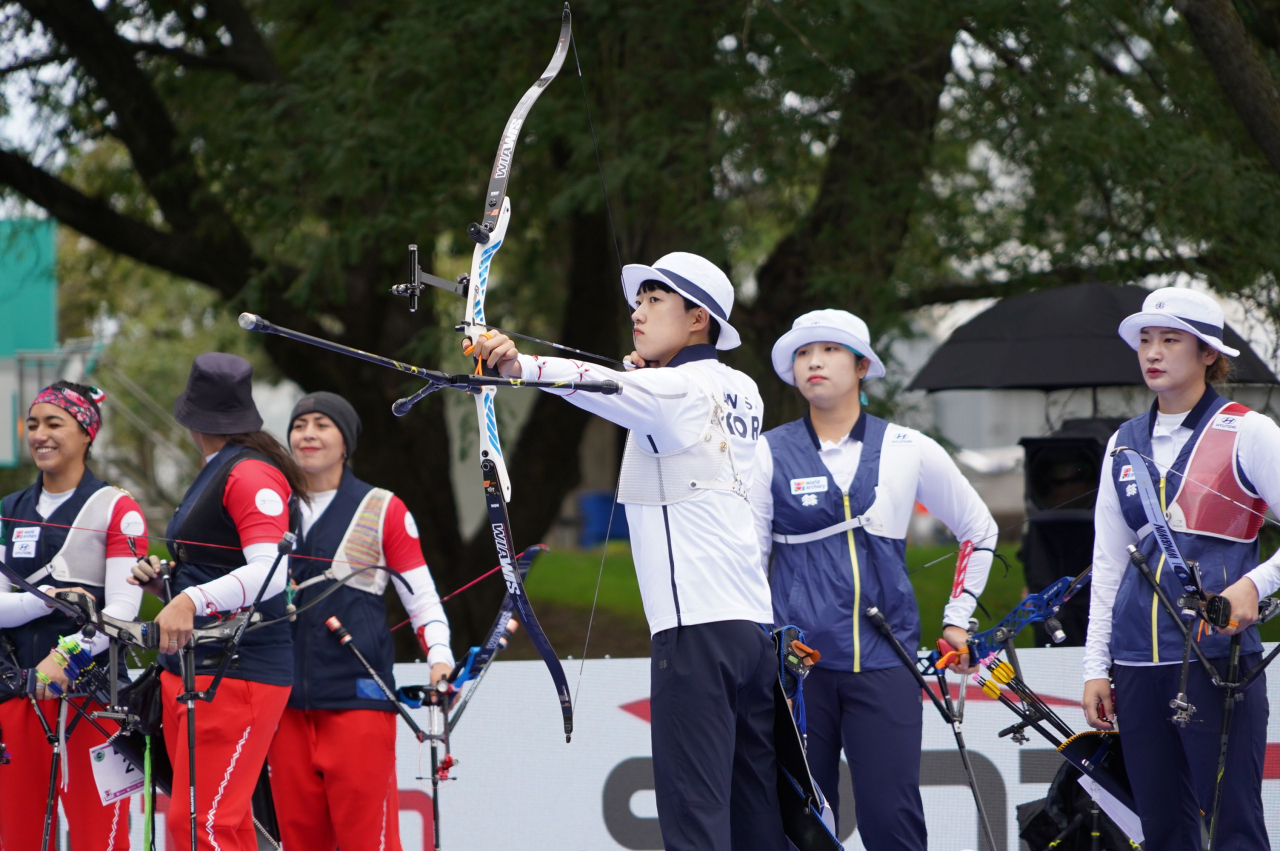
[766,414,918,672]
[160,445,293,686]
[0,469,117,697]
[1109,388,1263,663]
[288,469,401,712]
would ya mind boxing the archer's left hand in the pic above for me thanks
[156,594,197,655]
[430,662,451,686]
[940,625,979,675]
[1218,577,1260,635]
[463,332,522,378]
[34,651,70,699]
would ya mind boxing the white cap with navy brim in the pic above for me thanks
[771,309,886,386]
[621,252,741,350]
[1117,287,1240,358]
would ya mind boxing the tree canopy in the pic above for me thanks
[4,0,1280,650]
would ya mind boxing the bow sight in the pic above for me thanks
[390,244,469,312]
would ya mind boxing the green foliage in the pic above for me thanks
[6,1,1280,375]
[56,223,272,508]
[10,0,1280,651]
[523,541,645,628]
[527,542,1047,652]
[906,2,1280,314]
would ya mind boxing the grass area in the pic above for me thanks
[123,538,1280,662]
[525,541,1280,646]
[524,542,1036,648]
[523,542,646,628]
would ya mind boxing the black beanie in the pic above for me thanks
[290,391,362,459]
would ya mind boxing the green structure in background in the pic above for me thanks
[0,219,58,467]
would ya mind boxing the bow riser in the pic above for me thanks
[464,196,514,503]
[968,571,1091,663]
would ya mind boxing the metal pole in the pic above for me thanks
[866,607,998,851]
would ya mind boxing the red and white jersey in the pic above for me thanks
[222,460,292,547]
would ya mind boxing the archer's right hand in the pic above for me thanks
[1081,678,1115,731]
[623,351,652,369]
[128,555,172,597]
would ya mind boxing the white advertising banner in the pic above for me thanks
[101,647,1280,849]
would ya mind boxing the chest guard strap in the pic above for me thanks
[772,515,869,545]
[295,488,392,596]
[26,486,125,587]
[617,368,745,506]
[1167,403,1267,543]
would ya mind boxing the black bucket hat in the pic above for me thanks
[173,353,264,435]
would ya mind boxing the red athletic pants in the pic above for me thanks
[161,672,290,851]
[268,707,405,851]
[0,695,130,851]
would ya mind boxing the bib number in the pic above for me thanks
[89,742,145,805]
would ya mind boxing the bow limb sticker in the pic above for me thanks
[255,488,285,517]
[790,477,829,495]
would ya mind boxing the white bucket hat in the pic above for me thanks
[1118,287,1239,357]
[621,252,741,350]
[771,309,886,386]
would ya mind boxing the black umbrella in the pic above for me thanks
[908,283,1279,391]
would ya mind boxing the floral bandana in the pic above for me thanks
[29,385,105,442]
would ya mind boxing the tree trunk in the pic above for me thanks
[739,25,958,427]
[1178,0,1280,177]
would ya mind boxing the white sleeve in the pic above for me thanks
[181,543,288,615]
[1239,413,1280,598]
[516,354,701,435]
[914,436,998,628]
[1084,433,1133,682]
[394,565,455,668]
[0,584,56,628]
[73,556,144,656]
[748,434,776,573]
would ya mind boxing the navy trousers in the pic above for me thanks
[650,620,787,851]
[1113,653,1270,851]
[804,665,927,851]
